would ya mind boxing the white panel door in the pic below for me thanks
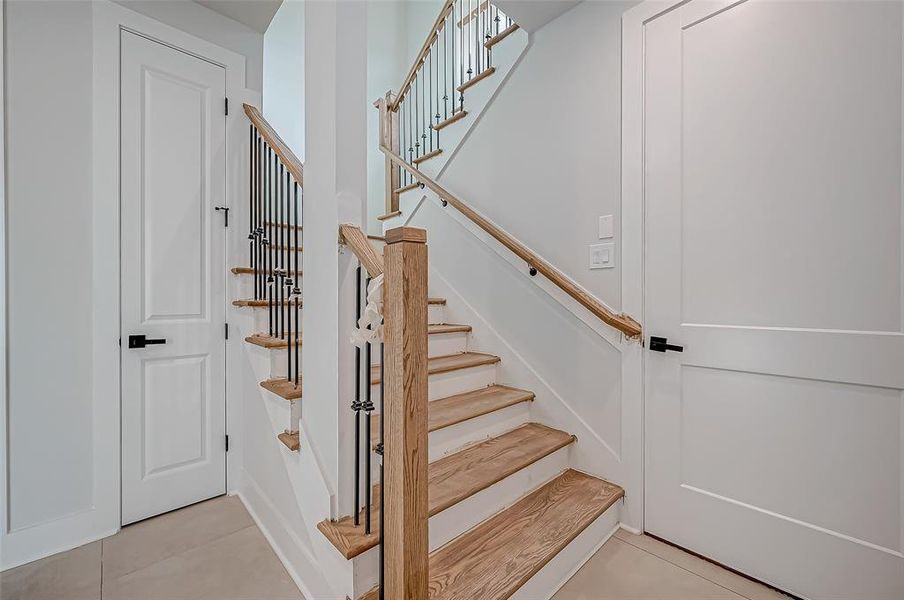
[120,31,227,525]
[644,1,904,598]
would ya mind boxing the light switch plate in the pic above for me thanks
[598,215,614,239]
[590,243,614,269]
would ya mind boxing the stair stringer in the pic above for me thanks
[234,316,353,599]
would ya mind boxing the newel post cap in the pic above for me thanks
[385,226,427,245]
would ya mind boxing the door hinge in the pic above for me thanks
[225,435,230,452]
[215,206,229,227]
[224,322,229,339]
[224,97,229,116]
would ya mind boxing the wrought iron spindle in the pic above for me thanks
[267,147,275,337]
[293,181,301,387]
[364,275,373,534]
[353,265,362,526]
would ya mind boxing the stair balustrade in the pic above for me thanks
[244,104,304,436]
[379,0,515,216]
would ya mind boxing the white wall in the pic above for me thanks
[113,0,265,91]
[5,0,96,536]
[441,0,640,307]
[2,0,263,569]
[264,0,305,158]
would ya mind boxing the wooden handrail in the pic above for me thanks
[377,145,642,339]
[390,0,455,112]
[243,103,304,185]
[339,224,384,277]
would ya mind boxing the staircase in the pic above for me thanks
[323,227,626,599]
[231,1,641,597]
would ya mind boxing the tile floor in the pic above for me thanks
[1,495,790,600]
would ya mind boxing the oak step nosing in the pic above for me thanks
[394,181,421,195]
[231,266,302,277]
[369,384,535,444]
[412,148,443,165]
[244,333,301,349]
[484,23,519,49]
[376,210,402,221]
[232,299,303,308]
[433,110,468,132]
[370,351,499,385]
[260,378,302,401]
[456,67,496,93]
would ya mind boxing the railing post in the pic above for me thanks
[379,92,401,214]
[383,226,429,600]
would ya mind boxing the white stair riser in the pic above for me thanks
[252,305,302,332]
[369,362,496,401]
[510,503,621,600]
[428,304,444,324]
[427,401,531,461]
[351,448,571,594]
[366,400,533,477]
[368,331,469,365]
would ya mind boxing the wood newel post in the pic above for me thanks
[378,91,401,214]
[383,226,429,600]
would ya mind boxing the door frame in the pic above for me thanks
[621,0,685,535]
[92,1,250,532]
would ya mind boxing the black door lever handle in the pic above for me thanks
[649,336,683,353]
[128,334,167,349]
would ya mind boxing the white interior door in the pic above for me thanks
[120,31,227,525]
[643,1,904,598]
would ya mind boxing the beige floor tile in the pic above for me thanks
[0,540,101,600]
[102,525,303,600]
[613,530,791,600]
[103,495,254,581]
[553,536,746,600]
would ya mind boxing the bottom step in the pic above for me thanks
[362,469,623,600]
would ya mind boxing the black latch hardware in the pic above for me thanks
[128,334,167,349]
[215,206,230,227]
[649,336,683,353]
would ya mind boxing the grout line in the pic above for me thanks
[612,534,754,600]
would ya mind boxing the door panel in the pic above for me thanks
[121,31,227,525]
[643,1,904,598]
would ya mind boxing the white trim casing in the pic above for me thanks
[620,0,683,535]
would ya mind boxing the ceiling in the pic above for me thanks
[193,0,283,33]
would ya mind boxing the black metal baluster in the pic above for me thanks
[267,147,275,337]
[444,14,449,121]
[256,135,263,301]
[293,181,301,387]
[364,283,373,534]
[378,340,385,600]
[353,265,362,526]
[428,42,434,152]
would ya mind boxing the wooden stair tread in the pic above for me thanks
[317,423,574,559]
[370,351,499,385]
[484,23,519,49]
[427,323,471,335]
[270,245,303,253]
[361,469,623,600]
[244,333,301,349]
[370,384,535,443]
[433,110,468,132]
[265,221,302,230]
[395,181,421,195]
[231,266,302,277]
[413,148,443,165]
[377,210,402,221]
[277,431,300,451]
[260,378,302,400]
[457,67,496,93]
[233,299,303,308]
[428,297,446,305]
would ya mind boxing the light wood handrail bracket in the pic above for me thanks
[244,103,304,185]
[377,144,643,339]
[339,224,384,277]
